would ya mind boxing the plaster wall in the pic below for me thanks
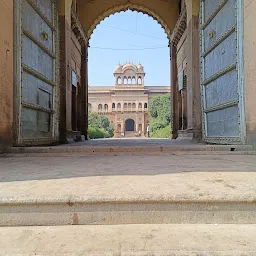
[244,0,256,148]
[0,0,13,149]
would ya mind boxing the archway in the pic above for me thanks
[125,119,135,132]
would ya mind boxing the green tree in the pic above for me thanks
[88,110,114,138]
[149,93,171,133]
[149,93,171,138]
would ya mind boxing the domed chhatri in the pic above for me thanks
[137,63,144,72]
[114,64,122,73]
[113,63,146,86]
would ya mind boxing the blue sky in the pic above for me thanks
[88,10,170,86]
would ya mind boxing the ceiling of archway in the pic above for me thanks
[76,0,180,39]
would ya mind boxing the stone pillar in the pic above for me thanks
[170,42,178,139]
[80,44,88,139]
[244,0,256,148]
[59,1,72,143]
[185,0,202,140]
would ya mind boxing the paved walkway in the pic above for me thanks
[1,155,256,202]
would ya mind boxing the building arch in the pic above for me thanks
[85,2,176,40]
[112,103,116,109]
[98,104,103,111]
[104,104,108,111]
[125,119,135,132]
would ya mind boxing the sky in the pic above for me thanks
[88,10,170,86]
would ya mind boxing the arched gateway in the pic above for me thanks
[1,0,255,148]
[125,119,135,132]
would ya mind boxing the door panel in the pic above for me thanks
[15,0,59,145]
[22,0,53,51]
[200,0,245,144]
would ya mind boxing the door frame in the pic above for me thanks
[13,0,60,146]
[199,0,246,144]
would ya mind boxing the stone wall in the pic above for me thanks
[244,0,256,148]
[0,0,13,150]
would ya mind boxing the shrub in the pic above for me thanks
[88,126,110,139]
[151,125,171,138]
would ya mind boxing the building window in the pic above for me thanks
[104,104,108,112]
[98,104,102,112]
[132,103,136,109]
[138,103,142,109]
[117,77,122,84]
[72,70,77,87]
[144,103,148,109]
[138,77,142,85]
[112,103,116,109]
[117,103,121,110]
[124,77,128,85]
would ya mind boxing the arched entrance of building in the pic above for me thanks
[7,0,249,147]
[125,119,135,132]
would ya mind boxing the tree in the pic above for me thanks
[88,110,114,138]
[149,93,171,132]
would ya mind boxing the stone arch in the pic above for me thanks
[87,3,173,40]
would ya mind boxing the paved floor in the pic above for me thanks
[1,155,256,202]
[1,224,256,255]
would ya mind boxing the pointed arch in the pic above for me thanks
[88,3,172,40]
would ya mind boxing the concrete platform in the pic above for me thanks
[1,155,256,226]
[1,224,256,255]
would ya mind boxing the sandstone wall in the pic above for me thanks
[0,0,13,150]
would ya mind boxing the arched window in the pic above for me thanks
[132,103,136,109]
[117,77,122,85]
[124,103,128,110]
[132,77,136,84]
[117,103,121,110]
[104,104,108,112]
[112,103,115,109]
[124,77,128,85]
[128,103,132,109]
[138,77,142,85]
[128,77,132,84]
[98,104,102,112]
[88,103,92,110]
[138,103,142,109]
[144,103,148,109]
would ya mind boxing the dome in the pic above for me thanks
[137,64,144,72]
[114,64,122,73]
[122,63,138,72]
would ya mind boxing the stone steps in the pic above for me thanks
[1,196,256,227]
[1,155,256,254]
[1,224,256,255]
[3,144,254,157]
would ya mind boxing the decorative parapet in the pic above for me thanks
[71,8,88,47]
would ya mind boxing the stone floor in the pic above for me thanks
[1,155,256,202]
